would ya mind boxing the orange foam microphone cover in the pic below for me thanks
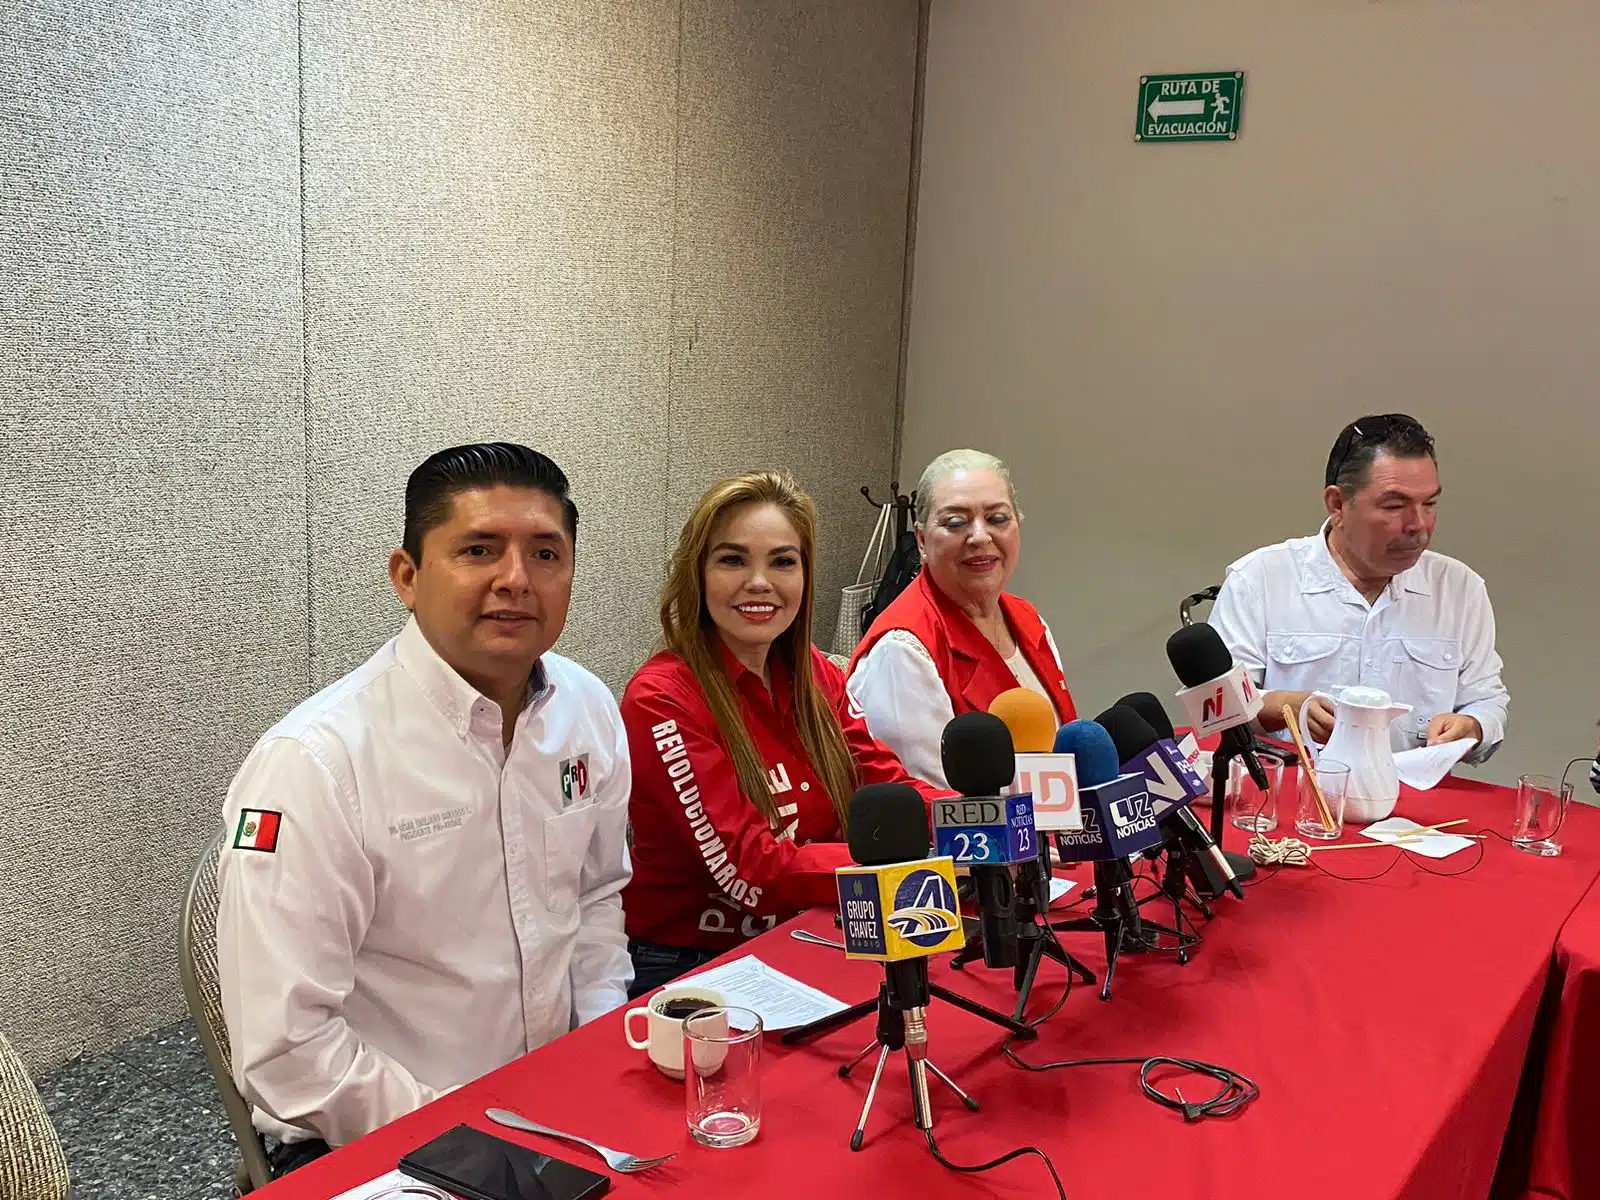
[987,688,1058,754]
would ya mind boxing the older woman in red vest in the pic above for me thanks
[846,449,1076,786]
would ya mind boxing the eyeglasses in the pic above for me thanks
[1324,413,1428,488]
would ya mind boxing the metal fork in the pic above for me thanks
[485,1108,675,1173]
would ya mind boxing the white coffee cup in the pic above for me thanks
[624,984,726,1079]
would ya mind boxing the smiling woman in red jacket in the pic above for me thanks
[620,471,941,997]
[846,449,1076,787]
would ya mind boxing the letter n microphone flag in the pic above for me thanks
[233,809,282,853]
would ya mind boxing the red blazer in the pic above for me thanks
[848,572,1076,724]
[621,644,943,951]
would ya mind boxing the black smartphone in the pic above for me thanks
[397,1124,611,1200]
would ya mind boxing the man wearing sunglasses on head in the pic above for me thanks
[1209,414,1508,761]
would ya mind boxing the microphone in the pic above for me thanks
[990,690,1081,832]
[834,782,965,1142]
[987,688,1057,752]
[1049,721,1164,862]
[1122,688,1295,773]
[1096,703,1243,901]
[937,713,1036,969]
[1166,623,1270,860]
[1046,720,1161,1000]
[1117,690,1178,742]
[785,794,1035,1109]
[1104,696,1208,819]
[838,782,965,961]
[964,708,1100,1005]
[1166,624,1268,784]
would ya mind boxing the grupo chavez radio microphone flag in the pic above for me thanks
[837,783,965,962]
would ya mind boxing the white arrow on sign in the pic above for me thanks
[1148,97,1207,120]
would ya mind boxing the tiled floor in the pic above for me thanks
[38,1019,239,1200]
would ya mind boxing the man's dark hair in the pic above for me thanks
[1324,414,1436,495]
[402,443,578,564]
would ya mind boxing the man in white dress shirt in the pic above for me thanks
[1209,414,1508,760]
[217,444,632,1175]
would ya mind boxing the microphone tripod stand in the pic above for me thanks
[950,858,1097,1023]
[827,962,979,1151]
[1050,850,1185,1001]
[1138,839,1208,965]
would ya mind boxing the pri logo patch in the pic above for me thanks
[559,754,590,808]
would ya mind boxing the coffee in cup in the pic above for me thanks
[657,996,719,1020]
[624,983,727,1079]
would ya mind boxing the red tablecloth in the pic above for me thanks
[1510,852,1600,1200]
[258,779,1600,1200]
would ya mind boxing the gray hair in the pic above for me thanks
[913,449,1020,527]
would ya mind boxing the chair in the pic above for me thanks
[0,1028,71,1200]
[1179,585,1221,627]
[180,826,273,1193]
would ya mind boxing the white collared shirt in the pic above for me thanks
[217,617,632,1147]
[1208,524,1509,760]
[846,626,1066,787]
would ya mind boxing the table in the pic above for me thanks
[259,779,1600,1200]
[1504,850,1600,1200]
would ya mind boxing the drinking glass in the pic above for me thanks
[1512,774,1572,857]
[1295,759,1349,841]
[1228,756,1283,833]
[684,1006,763,1148]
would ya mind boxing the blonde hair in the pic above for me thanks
[914,448,1021,527]
[659,471,858,832]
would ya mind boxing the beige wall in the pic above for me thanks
[902,0,1599,787]
[0,0,918,1071]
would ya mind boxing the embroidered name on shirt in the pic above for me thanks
[651,719,762,910]
[390,806,467,843]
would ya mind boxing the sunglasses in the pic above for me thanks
[1324,413,1429,487]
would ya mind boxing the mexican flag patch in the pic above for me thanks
[233,809,282,853]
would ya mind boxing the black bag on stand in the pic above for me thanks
[859,494,919,638]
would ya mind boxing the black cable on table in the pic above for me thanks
[914,919,1079,1196]
[1139,1056,1259,1120]
[923,1124,1069,1200]
[1002,1043,1259,1124]
[1308,828,1488,883]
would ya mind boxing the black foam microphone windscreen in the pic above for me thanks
[1166,623,1235,688]
[941,711,1016,797]
[846,782,930,865]
[1094,705,1163,765]
[1117,691,1176,742]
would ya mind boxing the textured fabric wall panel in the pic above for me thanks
[300,1,679,691]
[0,2,303,1070]
[667,1,919,639]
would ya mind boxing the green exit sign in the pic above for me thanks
[1136,71,1244,143]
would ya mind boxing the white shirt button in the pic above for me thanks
[800,782,811,792]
